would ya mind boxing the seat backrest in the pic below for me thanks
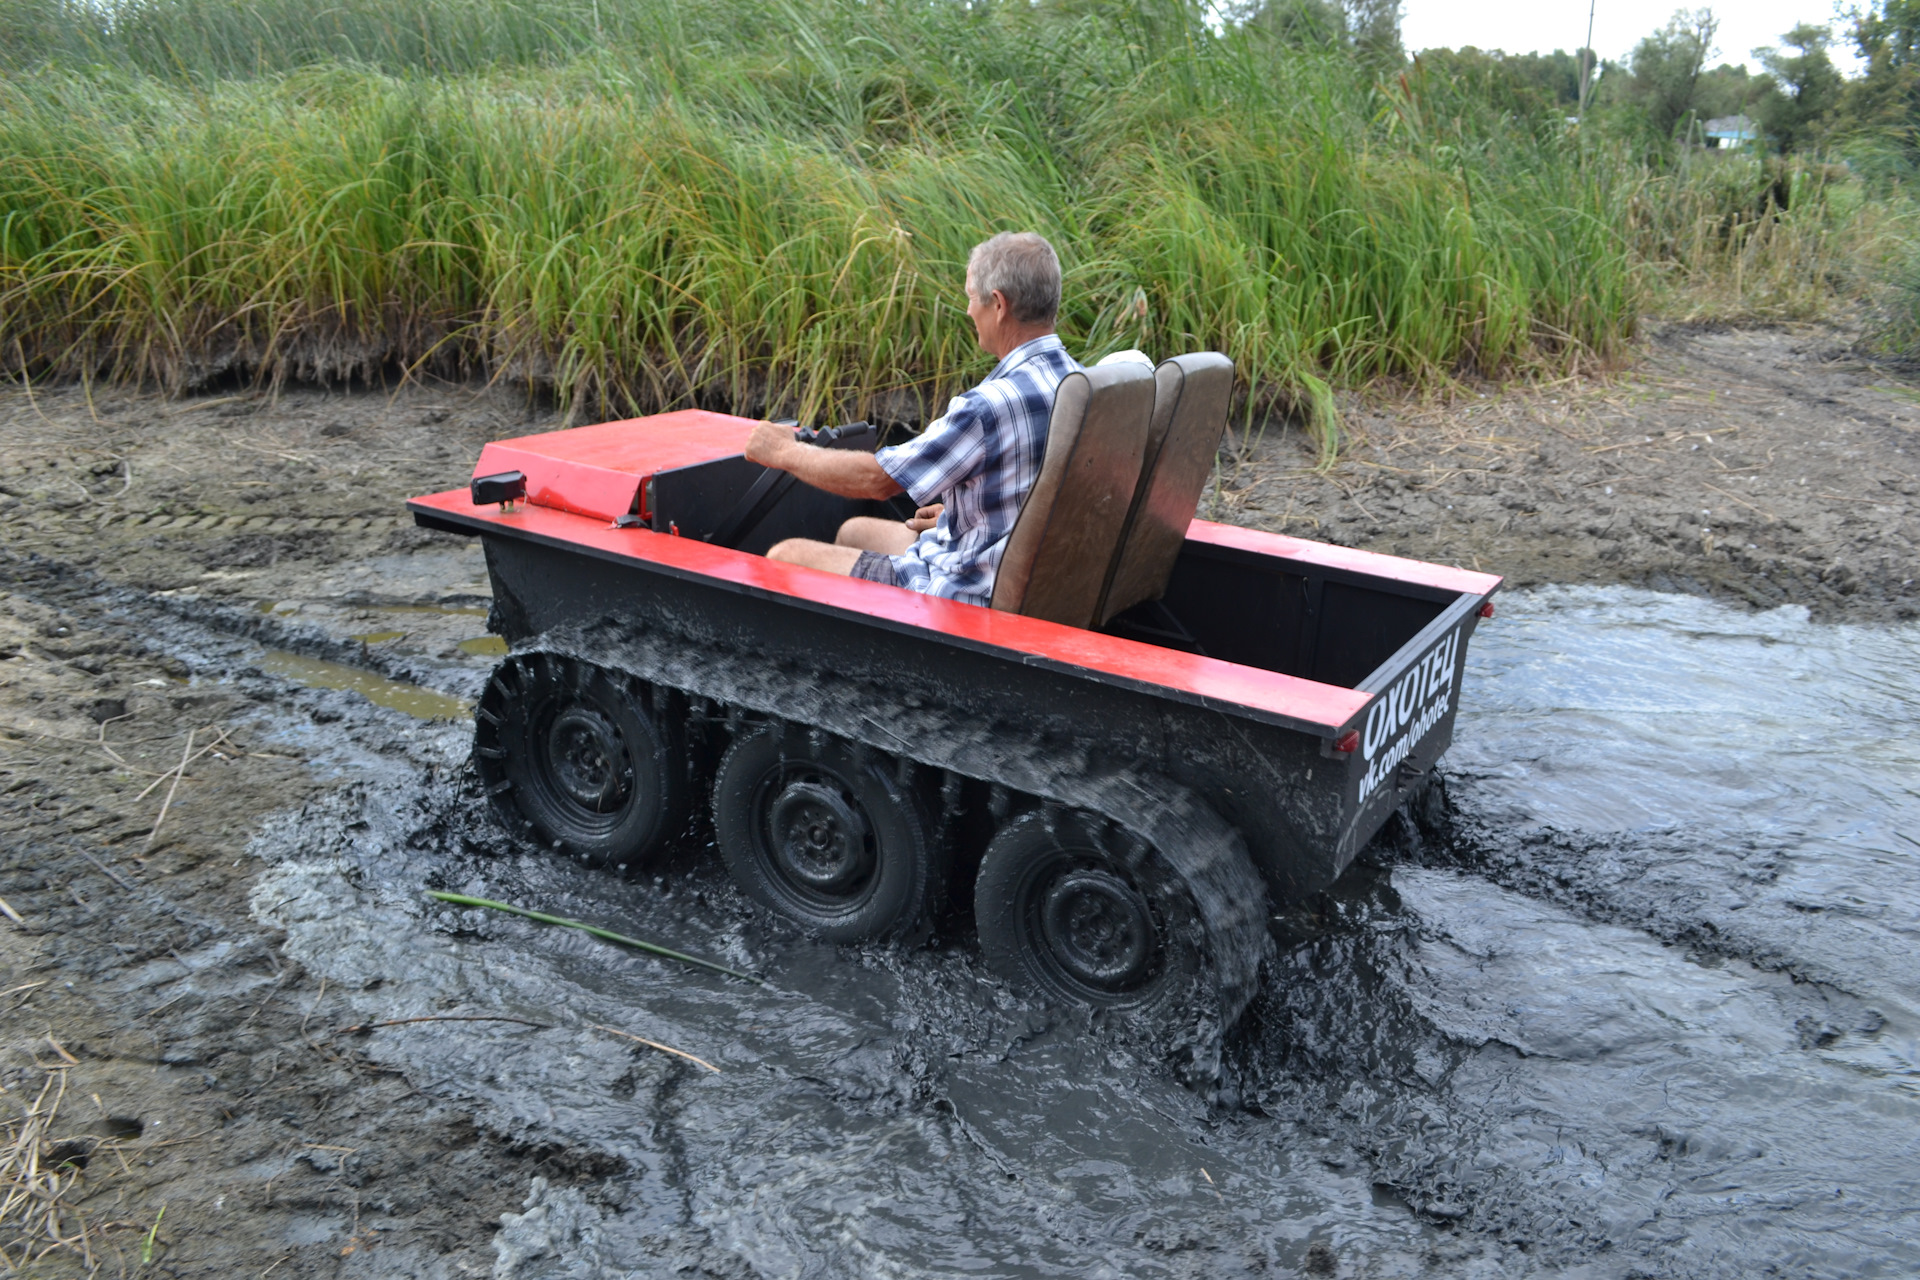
[990,362,1155,628]
[1094,352,1235,626]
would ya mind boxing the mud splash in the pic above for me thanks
[247,586,1920,1278]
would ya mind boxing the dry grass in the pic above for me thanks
[0,1058,148,1275]
[1631,157,1916,324]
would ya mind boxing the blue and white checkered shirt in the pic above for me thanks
[875,335,1083,607]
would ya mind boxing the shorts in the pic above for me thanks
[849,550,901,587]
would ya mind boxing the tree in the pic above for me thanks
[1832,1,1920,153]
[1236,0,1401,61]
[1410,46,1588,112]
[1623,8,1720,140]
[1343,0,1404,63]
[1241,0,1345,48]
[1693,62,1756,123]
[1754,24,1843,151]
[1853,0,1920,67]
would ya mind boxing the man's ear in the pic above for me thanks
[991,289,1012,320]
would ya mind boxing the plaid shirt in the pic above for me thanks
[875,335,1082,606]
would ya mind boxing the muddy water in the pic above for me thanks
[258,649,475,720]
[1248,587,1920,1277]
[248,587,1920,1278]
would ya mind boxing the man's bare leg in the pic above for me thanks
[834,517,916,555]
[765,516,913,575]
[765,538,864,574]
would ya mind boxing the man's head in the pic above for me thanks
[965,232,1060,359]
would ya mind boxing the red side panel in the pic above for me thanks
[1186,519,1502,597]
[408,487,1376,732]
[473,410,760,522]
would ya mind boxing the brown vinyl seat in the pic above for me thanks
[1094,352,1236,627]
[989,362,1155,629]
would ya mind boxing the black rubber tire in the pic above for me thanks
[473,653,687,868]
[712,725,938,941]
[974,808,1203,1015]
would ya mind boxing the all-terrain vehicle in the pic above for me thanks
[410,356,1500,1032]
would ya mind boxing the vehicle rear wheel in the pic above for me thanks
[973,808,1202,1014]
[474,653,687,867]
[712,725,938,941]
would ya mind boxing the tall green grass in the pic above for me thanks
[0,0,1881,453]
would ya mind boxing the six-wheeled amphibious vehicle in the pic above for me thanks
[410,355,1500,1030]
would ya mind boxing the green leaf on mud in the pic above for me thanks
[425,891,762,983]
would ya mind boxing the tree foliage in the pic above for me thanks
[1621,8,1720,141]
[1833,1,1920,165]
[1236,0,1402,62]
[1753,24,1843,152]
[1410,46,1589,112]
[1854,0,1920,67]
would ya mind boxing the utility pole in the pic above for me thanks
[1577,0,1598,122]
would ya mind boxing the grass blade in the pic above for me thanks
[425,890,761,983]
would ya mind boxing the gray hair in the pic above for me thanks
[967,232,1061,325]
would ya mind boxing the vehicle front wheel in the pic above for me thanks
[712,725,939,941]
[973,808,1202,1014]
[474,653,687,868]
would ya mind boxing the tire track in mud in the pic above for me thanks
[0,552,635,1278]
[1421,802,1895,1009]
[1239,847,1916,1279]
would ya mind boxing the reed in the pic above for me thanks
[1629,153,1913,323]
[0,0,1897,455]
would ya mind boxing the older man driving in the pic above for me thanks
[743,232,1082,607]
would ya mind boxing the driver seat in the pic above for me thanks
[990,362,1155,628]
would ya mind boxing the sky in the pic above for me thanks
[1399,0,1866,75]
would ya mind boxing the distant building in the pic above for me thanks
[1703,115,1757,148]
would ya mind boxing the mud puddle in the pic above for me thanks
[259,649,474,720]
[241,586,1919,1278]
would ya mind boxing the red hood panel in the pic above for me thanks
[473,410,760,522]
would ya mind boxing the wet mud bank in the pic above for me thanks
[1222,325,1920,624]
[0,560,559,1277]
[1,331,1917,1276]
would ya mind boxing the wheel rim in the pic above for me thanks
[1037,867,1156,992]
[768,781,873,895]
[543,705,632,814]
[752,765,880,909]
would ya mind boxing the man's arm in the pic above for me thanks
[745,422,904,501]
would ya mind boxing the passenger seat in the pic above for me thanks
[1094,352,1235,626]
[990,362,1155,628]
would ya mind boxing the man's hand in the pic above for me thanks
[744,420,798,470]
[905,503,944,533]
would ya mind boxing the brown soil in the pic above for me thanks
[0,321,1914,1276]
[1216,324,1920,622]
